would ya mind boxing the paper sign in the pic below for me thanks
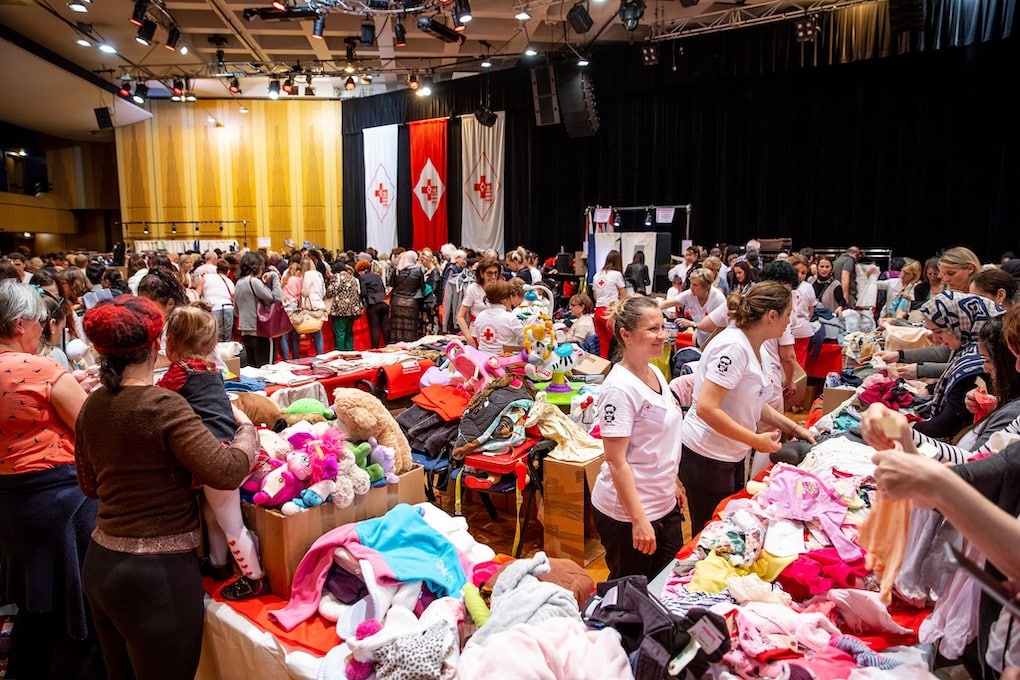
[257,237,271,248]
[593,208,612,224]
[655,207,676,224]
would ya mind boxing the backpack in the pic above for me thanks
[452,377,535,460]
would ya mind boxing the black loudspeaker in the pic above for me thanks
[680,0,700,7]
[888,0,924,34]
[530,67,561,127]
[474,106,497,127]
[566,2,593,33]
[555,64,599,138]
[94,106,113,130]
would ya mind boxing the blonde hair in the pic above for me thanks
[164,303,218,361]
[900,258,922,286]
[939,247,981,274]
[728,281,791,329]
[702,256,722,272]
[688,268,716,289]
[606,295,661,346]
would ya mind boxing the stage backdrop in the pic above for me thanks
[362,124,399,253]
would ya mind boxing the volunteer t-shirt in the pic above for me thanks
[592,269,626,308]
[591,364,682,523]
[460,282,488,335]
[472,304,524,355]
[682,326,772,462]
[790,280,817,339]
[670,287,727,345]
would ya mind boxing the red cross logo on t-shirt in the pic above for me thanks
[482,326,495,342]
[473,175,492,203]
[597,278,606,287]
[374,183,389,207]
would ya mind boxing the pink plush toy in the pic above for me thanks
[346,619,383,680]
[445,338,524,394]
[252,450,312,508]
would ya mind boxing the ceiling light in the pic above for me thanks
[360,74,373,85]
[360,18,376,45]
[577,54,590,66]
[408,73,419,89]
[644,209,653,227]
[272,0,287,9]
[98,42,117,54]
[619,0,645,31]
[417,16,464,43]
[164,27,180,51]
[131,82,149,104]
[76,37,92,47]
[172,79,184,97]
[130,0,149,26]
[311,13,326,38]
[135,19,156,45]
[344,39,357,68]
[452,11,465,31]
[524,45,538,56]
[282,77,294,94]
[229,77,240,94]
[179,44,189,55]
[393,20,407,47]
[514,8,531,20]
[345,61,356,74]
[480,56,492,68]
[344,76,356,91]
[416,75,433,96]
[455,0,472,22]
[641,42,659,65]
[240,105,250,113]
[68,2,89,12]
[268,79,280,99]
[207,114,217,125]
[118,79,131,97]
[185,90,197,102]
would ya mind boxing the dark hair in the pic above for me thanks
[150,254,174,271]
[102,269,130,294]
[40,293,69,343]
[759,261,799,288]
[29,270,56,288]
[978,316,1020,404]
[728,281,792,329]
[971,268,1018,307]
[630,251,645,265]
[570,293,594,315]
[240,252,265,278]
[98,348,153,391]
[731,261,756,286]
[85,261,106,285]
[0,261,18,281]
[473,256,501,284]
[602,249,622,272]
[137,267,189,307]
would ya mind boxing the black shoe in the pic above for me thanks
[220,575,270,601]
[199,557,233,581]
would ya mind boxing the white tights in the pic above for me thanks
[202,487,264,579]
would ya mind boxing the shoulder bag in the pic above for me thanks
[288,294,327,334]
[252,280,292,338]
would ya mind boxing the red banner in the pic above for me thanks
[409,118,448,252]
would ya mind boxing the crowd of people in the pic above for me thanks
[2,238,1020,678]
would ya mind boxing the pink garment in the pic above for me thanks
[761,464,862,561]
[790,645,859,680]
[723,601,842,657]
[775,548,870,602]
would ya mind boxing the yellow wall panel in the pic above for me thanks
[156,117,187,210]
[116,121,154,221]
[263,106,292,208]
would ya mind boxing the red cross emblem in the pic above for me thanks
[420,179,438,205]
[374,183,389,207]
[473,175,492,203]
[597,278,605,287]
[482,326,495,342]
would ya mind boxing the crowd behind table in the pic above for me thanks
[2,239,1020,678]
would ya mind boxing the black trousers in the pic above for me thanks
[366,302,390,348]
[593,504,683,581]
[83,541,205,680]
[241,333,271,367]
[679,444,748,536]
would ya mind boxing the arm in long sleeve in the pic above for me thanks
[913,376,979,441]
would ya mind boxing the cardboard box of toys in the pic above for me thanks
[241,465,425,599]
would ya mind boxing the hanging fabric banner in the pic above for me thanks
[460,111,505,254]
[409,118,448,253]
[363,124,399,253]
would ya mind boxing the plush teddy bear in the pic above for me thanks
[231,392,284,429]
[252,449,313,508]
[368,436,399,485]
[332,440,372,509]
[331,388,413,475]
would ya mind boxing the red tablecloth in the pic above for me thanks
[263,368,379,404]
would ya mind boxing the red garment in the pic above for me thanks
[858,377,914,409]
[774,548,870,602]
[412,383,470,421]
[156,359,216,392]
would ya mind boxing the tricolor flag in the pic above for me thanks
[460,111,504,254]
[363,124,399,253]
[409,118,448,252]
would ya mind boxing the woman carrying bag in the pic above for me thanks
[234,253,281,368]
[288,256,327,356]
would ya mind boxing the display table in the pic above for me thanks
[263,367,379,404]
[542,454,605,566]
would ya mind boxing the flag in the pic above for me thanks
[460,111,504,254]
[409,118,448,252]
[363,124,399,253]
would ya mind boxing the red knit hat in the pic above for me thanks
[84,295,164,356]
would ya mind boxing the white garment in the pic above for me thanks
[301,270,326,310]
[591,269,625,308]
[877,277,905,317]
[855,264,880,307]
[707,303,792,412]
[663,285,685,320]
[682,326,772,463]
[200,269,235,310]
[127,267,148,296]
[461,282,488,321]
[591,363,683,523]
[667,262,693,285]
[471,303,523,354]
[790,280,817,339]
[668,287,727,345]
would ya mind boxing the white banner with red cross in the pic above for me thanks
[460,111,504,254]
[363,124,399,253]
[409,118,448,253]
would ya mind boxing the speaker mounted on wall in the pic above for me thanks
[474,106,497,127]
[530,66,561,127]
[566,2,593,33]
[93,106,113,130]
[555,64,599,138]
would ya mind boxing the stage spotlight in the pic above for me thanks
[416,75,433,96]
[311,14,326,38]
[165,26,180,51]
[130,0,148,26]
[361,18,376,45]
[135,18,156,45]
[408,73,419,89]
[172,78,184,97]
[268,79,280,99]
[344,76,356,90]
[282,77,294,94]
[131,82,149,104]
[455,0,472,22]
[118,78,131,97]
[619,0,645,31]
[416,16,464,43]
[452,10,465,31]
[641,42,658,65]
[393,20,406,46]
[228,77,240,93]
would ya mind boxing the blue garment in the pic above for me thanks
[224,376,266,392]
[354,504,466,597]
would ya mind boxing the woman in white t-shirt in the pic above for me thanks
[456,256,502,348]
[658,268,727,346]
[680,281,815,533]
[591,295,684,580]
[591,249,626,359]
[471,279,524,355]
[788,254,818,367]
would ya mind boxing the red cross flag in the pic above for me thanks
[460,111,504,254]
[409,118,448,252]
[363,124,398,253]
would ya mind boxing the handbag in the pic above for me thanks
[252,280,292,338]
[288,295,326,334]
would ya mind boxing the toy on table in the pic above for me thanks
[331,388,414,475]
[520,283,585,393]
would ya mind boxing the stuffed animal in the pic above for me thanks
[252,449,313,508]
[368,437,399,485]
[257,429,292,460]
[232,392,284,429]
[348,441,384,486]
[280,398,335,426]
[331,388,413,475]
[333,441,372,509]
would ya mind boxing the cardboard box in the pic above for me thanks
[822,386,857,415]
[573,353,611,376]
[542,455,605,566]
[225,356,241,378]
[242,465,425,598]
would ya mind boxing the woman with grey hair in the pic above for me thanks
[0,279,99,679]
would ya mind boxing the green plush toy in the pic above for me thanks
[347,441,385,485]
[281,398,335,420]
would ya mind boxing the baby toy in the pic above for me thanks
[368,437,399,484]
[445,339,523,394]
[331,388,413,475]
[252,449,312,508]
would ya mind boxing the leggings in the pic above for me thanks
[202,487,263,579]
[332,315,356,351]
[593,504,683,581]
[366,302,390,348]
[679,444,748,536]
[594,306,614,359]
[83,541,205,680]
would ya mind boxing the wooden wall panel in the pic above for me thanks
[116,120,154,224]
[155,115,187,211]
[263,106,292,208]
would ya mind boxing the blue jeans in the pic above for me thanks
[285,329,324,358]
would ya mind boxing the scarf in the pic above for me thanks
[921,291,1003,414]
[811,272,834,298]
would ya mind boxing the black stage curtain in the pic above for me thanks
[342,28,1018,262]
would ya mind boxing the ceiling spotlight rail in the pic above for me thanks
[648,0,875,40]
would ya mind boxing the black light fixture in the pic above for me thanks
[360,17,376,45]
[268,79,280,99]
[619,0,645,31]
[129,0,149,26]
[416,74,433,96]
[304,73,314,95]
[407,73,419,89]
[135,18,157,45]
[171,78,184,97]
[344,38,357,72]
[171,222,177,234]
[644,209,654,227]
[566,1,593,33]
[795,15,818,42]
[118,78,131,97]
[393,19,406,46]
[131,82,148,104]
[282,77,294,94]
[454,0,472,22]
[272,0,287,9]
[417,16,464,43]
[344,76,356,91]
[142,223,149,235]
[641,42,658,65]
[311,13,326,38]
[452,10,465,32]
[164,26,180,51]
[474,106,496,127]
[229,77,240,93]
[612,210,621,229]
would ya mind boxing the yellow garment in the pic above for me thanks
[689,549,798,594]
[857,493,912,603]
[522,392,604,462]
